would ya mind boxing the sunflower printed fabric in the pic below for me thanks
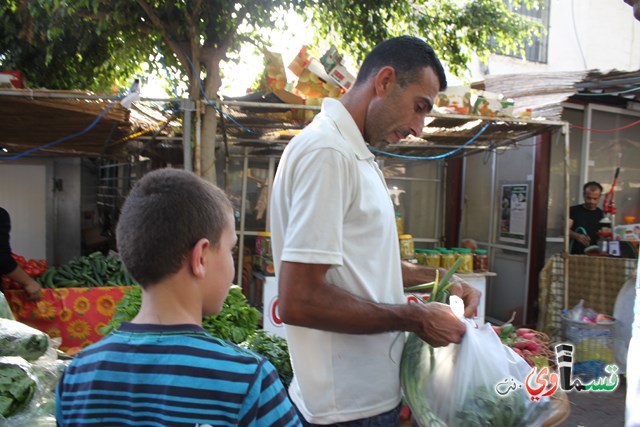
[6,286,132,352]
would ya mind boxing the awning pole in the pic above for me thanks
[563,122,571,309]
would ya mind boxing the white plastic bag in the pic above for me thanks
[0,292,15,320]
[614,274,635,374]
[401,319,553,427]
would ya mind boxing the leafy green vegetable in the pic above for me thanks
[103,285,261,344]
[201,287,261,344]
[455,386,526,427]
[0,357,36,418]
[243,330,292,387]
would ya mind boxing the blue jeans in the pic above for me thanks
[294,404,401,427]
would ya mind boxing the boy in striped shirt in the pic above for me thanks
[56,168,300,427]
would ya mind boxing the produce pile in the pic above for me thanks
[36,251,137,288]
[492,322,554,369]
[2,251,136,291]
[1,253,47,290]
[106,285,293,387]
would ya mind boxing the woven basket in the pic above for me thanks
[561,315,617,381]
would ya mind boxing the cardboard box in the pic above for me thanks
[435,86,471,115]
[613,223,640,241]
[288,46,312,77]
[320,46,356,90]
[258,50,288,92]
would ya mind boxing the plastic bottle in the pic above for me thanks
[395,212,404,236]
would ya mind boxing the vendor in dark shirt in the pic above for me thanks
[1,207,42,300]
[569,181,605,254]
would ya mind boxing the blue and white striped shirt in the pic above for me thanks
[56,322,300,427]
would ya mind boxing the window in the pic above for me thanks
[499,0,551,63]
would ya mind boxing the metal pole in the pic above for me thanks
[563,122,571,309]
[195,101,202,176]
[237,148,250,288]
[181,99,194,172]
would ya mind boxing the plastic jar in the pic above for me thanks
[456,248,474,273]
[474,249,489,272]
[425,250,441,268]
[395,212,404,236]
[415,249,428,266]
[399,234,415,260]
[440,249,456,269]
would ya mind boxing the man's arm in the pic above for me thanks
[6,265,42,300]
[277,261,466,347]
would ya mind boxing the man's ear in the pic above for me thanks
[373,66,396,97]
[190,238,210,279]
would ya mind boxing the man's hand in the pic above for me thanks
[413,302,466,347]
[23,279,42,301]
[7,266,43,301]
[576,234,591,247]
[447,277,481,319]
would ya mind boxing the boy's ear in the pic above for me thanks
[190,238,210,279]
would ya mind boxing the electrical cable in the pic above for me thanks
[368,123,491,160]
[1,96,123,160]
[570,119,640,133]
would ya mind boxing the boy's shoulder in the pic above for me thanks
[71,324,267,370]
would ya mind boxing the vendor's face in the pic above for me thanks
[364,66,440,148]
[583,188,602,211]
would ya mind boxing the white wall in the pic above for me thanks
[450,0,640,84]
[0,163,48,259]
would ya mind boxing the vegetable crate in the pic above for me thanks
[561,315,617,382]
[5,286,132,352]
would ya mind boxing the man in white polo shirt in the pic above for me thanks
[270,36,480,426]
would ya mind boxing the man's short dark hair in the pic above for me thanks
[116,168,233,287]
[583,181,603,193]
[354,36,447,91]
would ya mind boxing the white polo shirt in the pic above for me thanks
[270,98,405,424]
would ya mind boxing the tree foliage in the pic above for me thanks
[1,1,543,91]
[0,0,542,181]
[309,0,543,78]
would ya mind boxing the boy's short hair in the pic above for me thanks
[354,35,447,91]
[116,168,233,287]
